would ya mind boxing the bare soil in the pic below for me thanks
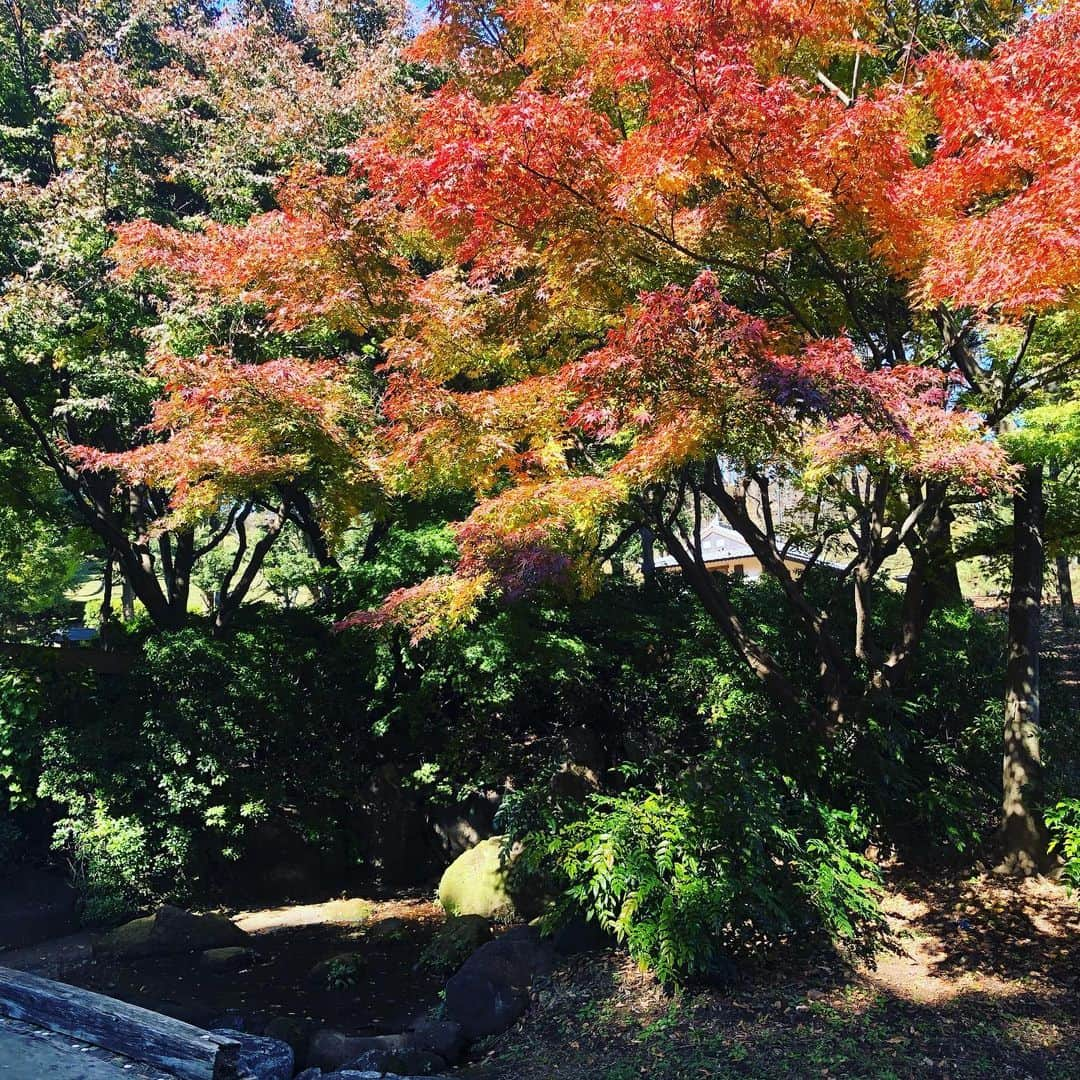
[460,869,1080,1080]
[1,895,446,1037]
[3,872,1077,1079]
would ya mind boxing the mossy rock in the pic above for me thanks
[437,836,523,921]
[96,905,250,959]
[418,914,492,975]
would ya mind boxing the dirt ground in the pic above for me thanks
[0,895,447,1037]
[3,872,1077,1079]
[461,870,1080,1080]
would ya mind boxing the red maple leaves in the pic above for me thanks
[92,0,1080,638]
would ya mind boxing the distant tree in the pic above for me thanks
[263,526,323,609]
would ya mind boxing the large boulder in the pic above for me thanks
[96,905,250,959]
[443,926,553,1040]
[212,1029,293,1080]
[406,1019,466,1065]
[437,837,519,920]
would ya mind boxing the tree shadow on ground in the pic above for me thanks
[464,956,1079,1079]
[460,872,1080,1080]
[885,870,1080,985]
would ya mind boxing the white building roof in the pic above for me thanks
[652,522,819,570]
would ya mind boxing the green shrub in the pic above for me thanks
[0,670,43,812]
[507,753,886,985]
[322,953,366,990]
[27,608,389,914]
[1046,798,1080,892]
[49,802,186,925]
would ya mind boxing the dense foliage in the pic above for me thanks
[2,0,1080,985]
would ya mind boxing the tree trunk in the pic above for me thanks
[999,463,1048,876]
[924,505,964,609]
[121,575,135,622]
[640,526,656,579]
[651,517,825,732]
[100,553,114,644]
[1057,552,1075,626]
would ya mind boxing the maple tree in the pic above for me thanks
[340,0,1030,718]
[105,0,1080,866]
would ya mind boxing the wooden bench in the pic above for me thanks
[0,966,240,1079]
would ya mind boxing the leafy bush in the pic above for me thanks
[0,670,42,812]
[50,803,184,925]
[34,609,384,913]
[5,561,1009,944]
[322,953,367,990]
[1046,799,1080,892]
[507,753,886,985]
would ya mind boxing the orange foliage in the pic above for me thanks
[112,167,408,335]
[68,350,375,531]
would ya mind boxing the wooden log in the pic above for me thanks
[0,966,240,1079]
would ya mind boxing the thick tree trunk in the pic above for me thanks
[924,506,964,609]
[640,526,656,579]
[999,464,1048,876]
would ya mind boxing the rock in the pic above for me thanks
[294,1071,322,1080]
[367,916,407,941]
[264,1016,319,1064]
[0,868,79,948]
[437,836,518,920]
[345,1049,447,1075]
[417,915,492,975]
[213,1029,293,1080]
[406,1019,466,1065]
[308,952,367,989]
[431,793,499,861]
[445,969,529,1042]
[443,925,553,1040]
[200,946,256,973]
[550,913,613,955]
[96,905,250,959]
[307,1030,408,1072]
[549,762,601,802]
